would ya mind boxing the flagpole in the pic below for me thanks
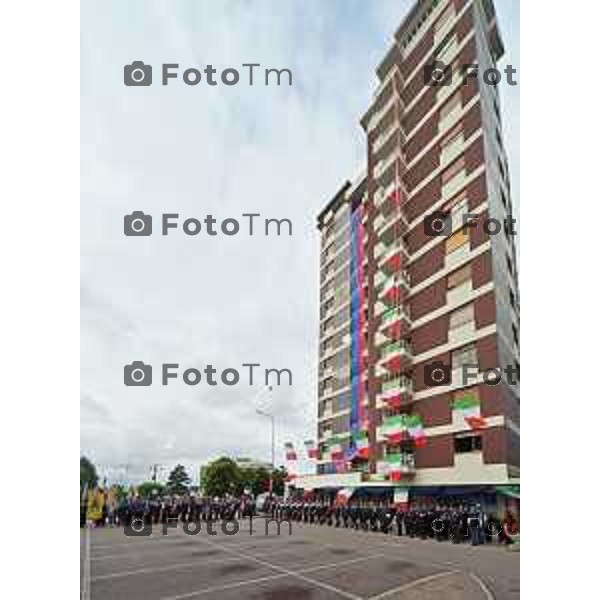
[256,408,275,498]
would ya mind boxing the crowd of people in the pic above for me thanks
[82,492,518,546]
[81,494,257,528]
[263,497,518,546]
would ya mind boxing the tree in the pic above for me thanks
[137,481,165,498]
[201,457,242,497]
[80,456,98,493]
[239,466,271,496]
[166,464,191,495]
[272,466,288,496]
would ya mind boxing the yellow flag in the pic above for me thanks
[86,488,105,521]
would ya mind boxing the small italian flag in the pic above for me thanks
[386,453,405,481]
[284,442,297,461]
[406,415,427,447]
[453,394,487,429]
[353,431,370,458]
[304,439,319,459]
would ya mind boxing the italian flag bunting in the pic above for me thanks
[353,431,370,458]
[304,439,319,459]
[453,393,487,429]
[284,442,297,461]
[405,415,427,447]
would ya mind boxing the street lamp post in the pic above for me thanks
[256,408,275,498]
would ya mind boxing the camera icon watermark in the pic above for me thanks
[124,211,153,236]
[424,210,451,237]
[424,361,451,387]
[124,61,153,86]
[124,361,153,386]
[124,517,152,537]
[423,60,452,86]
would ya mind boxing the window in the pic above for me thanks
[437,34,457,62]
[435,3,455,32]
[450,303,474,329]
[445,227,469,254]
[441,124,463,151]
[448,264,472,289]
[442,156,466,185]
[506,254,514,276]
[439,92,461,121]
[452,343,477,369]
[454,434,482,453]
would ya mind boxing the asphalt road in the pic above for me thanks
[80,518,519,600]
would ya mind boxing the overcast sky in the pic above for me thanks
[81,0,519,485]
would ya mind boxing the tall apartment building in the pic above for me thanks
[299,0,519,507]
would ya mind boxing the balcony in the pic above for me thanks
[368,93,398,133]
[440,133,464,169]
[379,340,412,374]
[372,119,401,155]
[447,280,473,306]
[379,306,411,339]
[445,243,471,270]
[380,376,413,398]
[448,320,476,346]
[385,452,416,480]
[379,245,409,277]
[373,148,402,181]
[442,169,467,201]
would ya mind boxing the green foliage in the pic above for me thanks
[201,457,289,497]
[137,481,166,498]
[80,456,98,493]
[202,457,242,497]
[166,464,191,495]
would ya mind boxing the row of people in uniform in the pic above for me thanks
[84,495,256,527]
[263,498,517,545]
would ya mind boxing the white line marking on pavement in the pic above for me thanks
[367,570,460,600]
[157,553,386,600]
[469,572,496,600]
[91,555,244,581]
[197,536,367,600]
[81,523,91,600]
[91,544,376,580]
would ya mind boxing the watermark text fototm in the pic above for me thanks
[124,212,292,237]
[124,516,293,537]
[424,211,517,238]
[124,362,292,387]
[424,61,517,87]
[424,362,519,388]
[124,62,292,87]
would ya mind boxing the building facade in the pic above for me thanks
[304,0,519,504]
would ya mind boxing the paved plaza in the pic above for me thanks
[81,519,519,600]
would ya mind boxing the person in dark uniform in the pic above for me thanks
[370,502,381,532]
[395,508,404,536]
[342,504,349,528]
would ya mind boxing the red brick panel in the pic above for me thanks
[414,392,452,427]
[412,313,449,355]
[405,177,441,222]
[482,426,507,464]
[474,291,496,328]
[405,142,440,191]
[476,333,499,371]
[409,242,445,287]
[471,250,493,288]
[415,433,454,468]
[409,278,447,321]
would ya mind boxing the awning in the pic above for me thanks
[496,485,520,499]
